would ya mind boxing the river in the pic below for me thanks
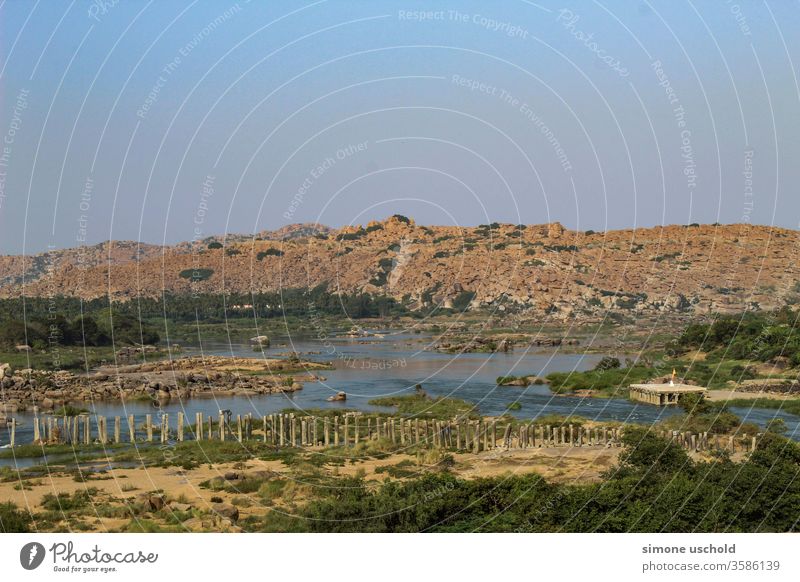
[1,331,798,452]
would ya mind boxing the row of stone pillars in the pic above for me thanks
[663,429,760,453]
[3,413,762,453]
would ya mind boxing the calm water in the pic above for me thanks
[2,332,798,455]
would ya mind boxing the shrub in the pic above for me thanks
[0,502,31,532]
[451,291,475,311]
[594,356,621,371]
[41,489,96,512]
[179,268,214,281]
[207,241,223,249]
[257,248,284,260]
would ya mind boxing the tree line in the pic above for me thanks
[671,307,800,365]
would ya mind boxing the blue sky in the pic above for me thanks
[1,0,799,253]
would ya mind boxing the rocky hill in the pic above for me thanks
[2,216,798,321]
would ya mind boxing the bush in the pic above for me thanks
[257,248,284,260]
[594,356,621,371]
[41,489,96,512]
[0,502,31,532]
[729,364,756,380]
[207,241,223,249]
[451,291,476,311]
[179,268,214,281]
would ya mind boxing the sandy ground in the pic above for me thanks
[1,445,626,531]
[706,390,800,402]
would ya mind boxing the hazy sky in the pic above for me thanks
[1,0,799,254]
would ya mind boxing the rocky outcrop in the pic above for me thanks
[1,219,797,323]
[0,356,326,410]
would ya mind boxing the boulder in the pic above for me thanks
[139,493,166,512]
[211,503,239,523]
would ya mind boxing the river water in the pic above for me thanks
[2,331,798,453]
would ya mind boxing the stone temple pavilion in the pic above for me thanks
[629,371,707,406]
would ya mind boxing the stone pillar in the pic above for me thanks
[219,411,225,441]
[146,414,153,442]
[334,416,339,446]
[354,417,360,444]
[124,415,133,442]
[207,416,213,441]
[237,415,243,443]
[502,424,512,449]
[269,415,276,444]
[196,413,203,441]
[9,418,15,448]
[324,417,330,446]
[114,417,121,444]
[83,415,90,444]
[290,415,297,447]
[33,413,41,443]
[492,422,498,449]
[175,412,182,442]
[415,419,420,444]
[483,422,489,450]
[343,416,349,447]
[99,416,108,444]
